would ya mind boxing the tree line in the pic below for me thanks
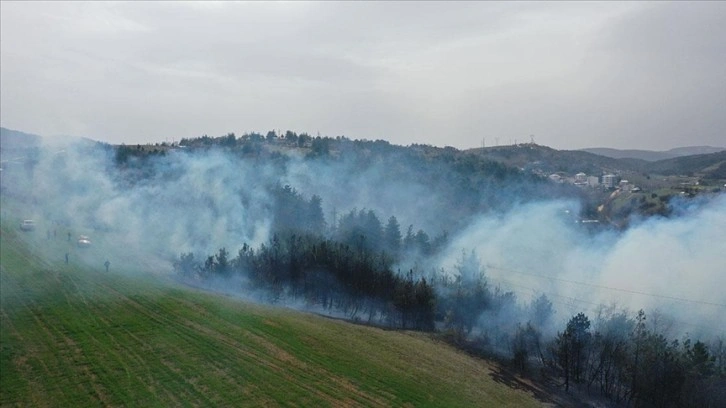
[535,309,725,407]
[174,230,725,407]
[174,232,436,331]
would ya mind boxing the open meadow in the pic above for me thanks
[0,208,548,407]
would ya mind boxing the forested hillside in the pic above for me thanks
[3,130,725,406]
[582,146,725,161]
[166,133,725,407]
[643,150,726,178]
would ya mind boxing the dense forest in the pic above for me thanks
[160,133,724,407]
[116,131,590,228]
[175,198,724,407]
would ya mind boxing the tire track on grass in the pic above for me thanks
[96,280,373,406]
[62,273,203,406]
[78,279,248,406]
[164,295,391,407]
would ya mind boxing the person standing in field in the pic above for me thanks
[104,260,110,273]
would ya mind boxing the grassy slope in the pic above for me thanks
[0,214,546,407]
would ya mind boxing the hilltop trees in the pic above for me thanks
[310,137,330,157]
[163,130,586,234]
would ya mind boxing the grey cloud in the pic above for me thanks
[1,2,724,149]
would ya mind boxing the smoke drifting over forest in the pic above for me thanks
[438,198,726,337]
[4,136,724,344]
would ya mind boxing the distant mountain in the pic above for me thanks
[644,150,726,179]
[666,146,726,157]
[581,146,725,161]
[0,127,42,150]
[1,128,106,154]
[467,143,726,181]
[468,143,645,175]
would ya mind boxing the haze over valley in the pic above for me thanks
[2,2,725,406]
[2,126,725,405]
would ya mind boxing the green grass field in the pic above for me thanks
[1,208,547,407]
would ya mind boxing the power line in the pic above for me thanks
[485,264,726,308]
[486,275,724,335]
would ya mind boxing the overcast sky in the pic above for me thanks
[1,1,724,150]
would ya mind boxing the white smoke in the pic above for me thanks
[438,196,726,338]
[9,136,724,340]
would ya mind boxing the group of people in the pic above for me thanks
[40,223,111,272]
[63,252,110,272]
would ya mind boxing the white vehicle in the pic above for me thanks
[77,235,91,248]
[20,220,36,231]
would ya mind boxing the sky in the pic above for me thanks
[1,1,724,150]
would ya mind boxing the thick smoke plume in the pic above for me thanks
[437,197,726,339]
[3,136,724,342]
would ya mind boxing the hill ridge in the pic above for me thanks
[581,146,725,161]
